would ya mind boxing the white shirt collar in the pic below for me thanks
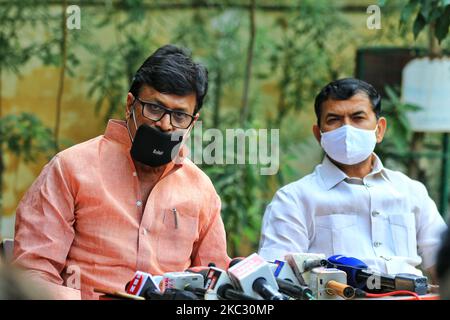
[318,153,390,190]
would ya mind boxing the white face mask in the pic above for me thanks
[320,124,378,165]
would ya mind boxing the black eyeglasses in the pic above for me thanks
[134,97,195,129]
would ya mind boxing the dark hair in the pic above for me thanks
[314,78,381,126]
[129,44,208,113]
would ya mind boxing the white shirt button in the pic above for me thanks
[142,228,147,235]
[136,200,142,207]
[372,211,380,217]
[373,241,382,247]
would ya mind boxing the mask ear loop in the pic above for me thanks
[126,98,139,143]
[184,121,195,139]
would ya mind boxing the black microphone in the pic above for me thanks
[157,288,199,300]
[143,288,199,300]
[276,278,314,300]
[217,283,258,300]
[269,260,313,300]
[228,257,245,269]
[252,277,285,300]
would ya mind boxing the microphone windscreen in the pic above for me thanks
[328,255,368,288]
[164,288,199,300]
[228,257,245,269]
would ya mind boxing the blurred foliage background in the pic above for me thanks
[0,0,449,256]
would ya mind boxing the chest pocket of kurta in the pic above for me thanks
[156,208,199,271]
[389,214,416,257]
[314,214,359,257]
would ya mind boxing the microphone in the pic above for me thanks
[228,257,246,269]
[158,288,199,300]
[125,271,161,297]
[204,267,257,300]
[309,267,355,300]
[217,284,257,300]
[328,255,428,295]
[227,253,286,300]
[269,260,314,300]
[270,260,301,285]
[162,272,206,298]
[125,271,200,300]
[185,266,211,287]
[285,253,328,286]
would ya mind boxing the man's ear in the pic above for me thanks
[192,113,200,126]
[313,124,322,145]
[376,117,387,143]
[126,92,135,118]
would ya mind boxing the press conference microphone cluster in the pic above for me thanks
[327,255,428,295]
[121,252,427,301]
[124,263,263,300]
[209,254,334,300]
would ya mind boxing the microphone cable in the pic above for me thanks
[354,288,420,300]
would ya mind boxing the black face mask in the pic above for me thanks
[129,123,184,167]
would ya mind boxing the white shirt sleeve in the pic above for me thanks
[413,180,448,270]
[258,186,309,261]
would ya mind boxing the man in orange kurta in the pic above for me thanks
[12,45,230,299]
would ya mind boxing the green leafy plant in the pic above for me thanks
[85,2,154,122]
[400,0,450,42]
[172,9,245,128]
[0,113,56,163]
[267,0,351,126]
[375,85,422,168]
[0,113,56,217]
[0,0,59,220]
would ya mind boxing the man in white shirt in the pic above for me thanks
[259,78,447,280]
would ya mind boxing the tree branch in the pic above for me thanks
[239,0,256,127]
